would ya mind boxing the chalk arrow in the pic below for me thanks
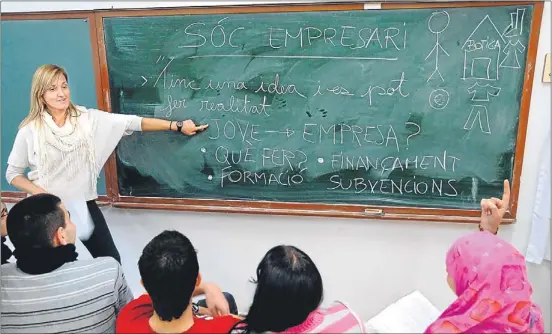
[141,76,148,86]
[265,129,295,137]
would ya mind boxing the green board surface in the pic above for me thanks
[103,5,533,209]
[1,19,107,195]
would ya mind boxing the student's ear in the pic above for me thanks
[196,272,202,287]
[140,279,144,288]
[53,226,67,246]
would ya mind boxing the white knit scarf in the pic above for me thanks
[35,111,100,192]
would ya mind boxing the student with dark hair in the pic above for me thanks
[116,230,240,333]
[231,245,365,333]
[1,193,133,333]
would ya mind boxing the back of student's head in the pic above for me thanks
[240,245,323,333]
[138,230,199,321]
[7,193,66,249]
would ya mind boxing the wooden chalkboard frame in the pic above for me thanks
[0,11,110,205]
[1,1,543,223]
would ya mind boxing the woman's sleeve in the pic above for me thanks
[5,129,30,184]
[87,108,143,168]
[90,108,142,135]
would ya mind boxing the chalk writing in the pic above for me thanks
[152,56,201,91]
[160,94,188,117]
[178,18,245,49]
[255,74,307,99]
[302,123,404,152]
[360,71,409,105]
[221,167,306,188]
[103,5,532,208]
[328,176,458,197]
[208,119,262,145]
[199,96,271,116]
[267,24,407,52]
[330,151,460,174]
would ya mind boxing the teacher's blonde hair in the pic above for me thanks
[19,64,79,129]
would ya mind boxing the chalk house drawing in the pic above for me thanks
[462,15,506,80]
[425,11,450,82]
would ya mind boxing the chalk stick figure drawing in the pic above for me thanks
[429,88,450,109]
[500,8,527,69]
[425,11,450,82]
[462,15,506,81]
[464,105,491,134]
[467,82,501,102]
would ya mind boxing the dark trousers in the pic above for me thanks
[196,292,239,315]
[82,200,122,264]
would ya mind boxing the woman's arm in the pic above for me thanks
[141,118,208,135]
[6,129,47,196]
[9,175,47,195]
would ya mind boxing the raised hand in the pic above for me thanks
[480,179,510,234]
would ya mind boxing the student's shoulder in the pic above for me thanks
[0,262,18,276]
[120,294,152,314]
[116,295,153,332]
[320,300,365,332]
[74,257,124,274]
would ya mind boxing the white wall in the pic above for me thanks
[3,1,550,331]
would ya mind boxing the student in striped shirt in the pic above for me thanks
[1,193,134,333]
[230,245,365,333]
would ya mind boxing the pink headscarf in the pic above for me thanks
[425,231,544,333]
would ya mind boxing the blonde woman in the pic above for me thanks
[5,64,208,263]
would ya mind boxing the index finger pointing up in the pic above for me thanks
[502,179,511,208]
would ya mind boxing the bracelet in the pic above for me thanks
[192,302,199,315]
[479,224,499,235]
[169,121,173,131]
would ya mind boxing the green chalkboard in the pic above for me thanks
[103,4,534,209]
[1,18,107,195]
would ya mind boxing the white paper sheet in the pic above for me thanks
[365,291,442,333]
[64,197,95,241]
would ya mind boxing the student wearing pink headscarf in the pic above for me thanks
[426,180,544,333]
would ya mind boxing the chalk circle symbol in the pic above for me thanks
[428,11,450,34]
[429,89,450,110]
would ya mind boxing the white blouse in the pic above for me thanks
[6,106,143,201]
